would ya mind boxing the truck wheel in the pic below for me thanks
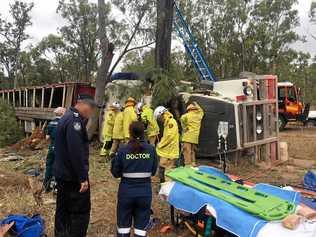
[306,120,315,128]
[278,116,287,131]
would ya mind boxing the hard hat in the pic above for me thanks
[136,102,144,115]
[54,107,66,116]
[112,101,121,110]
[154,106,168,120]
[126,97,136,104]
[186,103,197,111]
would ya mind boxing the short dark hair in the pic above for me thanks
[77,94,97,107]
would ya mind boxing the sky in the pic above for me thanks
[0,0,315,57]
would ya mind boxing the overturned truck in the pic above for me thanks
[179,74,280,161]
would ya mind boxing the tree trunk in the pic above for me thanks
[87,0,114,139]
[155,0,174,70]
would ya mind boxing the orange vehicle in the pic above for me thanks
[278,82,315,130]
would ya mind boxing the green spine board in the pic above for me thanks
[166,167,296,221]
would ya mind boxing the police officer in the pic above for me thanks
[154,106,179,183]
[136,102,160,145]
[111,121,158,237]
[180,102,204,166]
[53,94,96,237]
[43,107,66,192]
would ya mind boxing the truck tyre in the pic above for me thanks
[278,115,287,131]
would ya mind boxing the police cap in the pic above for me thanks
[77,94,97,107]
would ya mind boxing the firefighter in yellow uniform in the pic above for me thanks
[154,106,179,183]
[123,97,138,142]
[180,102,204,166]
[100,102,121,157]
[110,107,124,157]
[136,102,160,145]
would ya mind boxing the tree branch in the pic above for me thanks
[124,41,155,54]
[108,7,149,77]
[108,41,155,77]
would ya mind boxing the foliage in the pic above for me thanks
[57,0,99,82]
[178,0,301,78]
[311,0,316,23]
[151,69,178,108]
[0,0,34,87]
[0,99,23,147]
[0,0,315,106]
[122,49,187,80]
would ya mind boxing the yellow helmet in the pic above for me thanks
[126,97,136,104]
[125,97,136,107]
[186,103,197,111]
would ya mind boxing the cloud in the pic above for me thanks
[26,0,65,43]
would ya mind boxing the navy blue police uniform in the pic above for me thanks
[43,117,60,189]
[53,107,91,237]
[111,141,158,237]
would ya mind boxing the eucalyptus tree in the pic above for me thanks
[0,1,34,88]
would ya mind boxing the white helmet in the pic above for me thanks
[112,101,121,110]
[154,106,168,120]
[136,102,144,115]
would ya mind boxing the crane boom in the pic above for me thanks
[173,1,217,82]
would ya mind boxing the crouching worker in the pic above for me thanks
[136,102,159,145]
[154,106,179,183]
[43,107,66,192]
[111,121,158,237]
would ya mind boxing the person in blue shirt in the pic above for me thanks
[43,107,66,192]
[53,94,96,237]
[111,121,158,237]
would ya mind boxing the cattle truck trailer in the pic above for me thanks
[0,82,95,133]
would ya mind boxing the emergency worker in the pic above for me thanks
[154,106,179,183]
[110,104,124,157]
[180,102,204,166]
[100,102,121,157]
[136,102,160,145]
[111,121,158,237]
[43,107,66,191]
[123,97,137,141]
[53,94,96,237]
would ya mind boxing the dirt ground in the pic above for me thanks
[0,126,315,237]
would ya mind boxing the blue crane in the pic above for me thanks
[173,1,217,82]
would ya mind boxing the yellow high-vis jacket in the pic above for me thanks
[112,111,124,140]
[156,112,179,159]
[123,105,137,139]
[102,109,117,142]
[180,103,204,144]
[141,105,160,137]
